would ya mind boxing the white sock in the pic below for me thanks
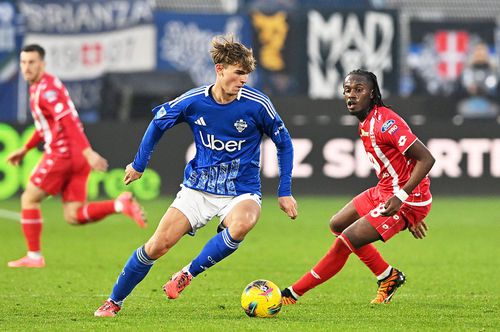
[114,200,124,213]
[288,287,300,299]
[27,251,42,259]
[377,266,393,280]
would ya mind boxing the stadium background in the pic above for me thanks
[1,0,499,200]
[0,1,499,331]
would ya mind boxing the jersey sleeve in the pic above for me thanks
[258,101,294,196]
[39,80,74,121]
[380,115,418,154]
[151,100,186,130]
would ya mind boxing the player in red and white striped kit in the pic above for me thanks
[6,44,146,268]
[281,69,435,304]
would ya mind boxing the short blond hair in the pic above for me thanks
[210,35,256,73]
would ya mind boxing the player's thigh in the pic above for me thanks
[330,200,361,234]
[145,207,192,259]
[29,155,68,198]
[342,217,382,249]
[222,199,261,241]
[62,159,90,202]
[21,181,48,208]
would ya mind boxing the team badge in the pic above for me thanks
[234,119,248,133]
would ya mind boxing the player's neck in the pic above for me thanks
[29,71,45,85]
[210,84,237,104]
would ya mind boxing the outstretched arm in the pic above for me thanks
[125,120,165,185]
[382,140,435,216]
[7,130,43,166]
[276,138,298,220]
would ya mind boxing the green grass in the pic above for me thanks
[0,196,499,331]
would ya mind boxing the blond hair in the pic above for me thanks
[210,35,256,73]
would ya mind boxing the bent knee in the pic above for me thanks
[228,219,257,240]
[145,239,174,259]
[329,215,344,235]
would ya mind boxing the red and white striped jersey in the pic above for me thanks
[29,72,88,158]
[358,106,432,206]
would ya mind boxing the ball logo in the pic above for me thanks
[381,119,395,133]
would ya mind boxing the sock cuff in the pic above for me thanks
[135,246,155,266]
[221,229,240,250]
[338,234,354,252]
[21,209,42,221]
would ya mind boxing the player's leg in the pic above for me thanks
[283,218,381,303]
[7,182,47,268]
[61,163,146,227]
[164,194,261,299]
[330,200,392,282]
[187,198,260,275]
[95,207,191,317]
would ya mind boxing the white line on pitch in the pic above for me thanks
[0,209,20,221]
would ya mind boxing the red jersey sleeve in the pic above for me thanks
[24,130,43,150]
[379,114,417,155]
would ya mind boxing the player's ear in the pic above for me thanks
[370,89,374,98]
[215,63,224,76]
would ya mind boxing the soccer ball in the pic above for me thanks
[241,279,282,318]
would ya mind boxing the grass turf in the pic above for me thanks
[0,196,499,331]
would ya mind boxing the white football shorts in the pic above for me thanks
[171,185,262,235]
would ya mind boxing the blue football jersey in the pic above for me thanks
[149,85,292,196]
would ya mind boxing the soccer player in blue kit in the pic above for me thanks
[95,35,298,317]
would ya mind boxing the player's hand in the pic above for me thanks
[278,196,298,220]
[381,196,403,216]
[124,163,143,185]
[6,147,28,166]
[83,148,108,172]
[409,220,428,239]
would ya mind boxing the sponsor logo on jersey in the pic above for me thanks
[199,131,246,152]
[195,117,207,126]
[381,119,395,133]
[360,128,369,137]
[388,125,399,135]
[234,119,247,132]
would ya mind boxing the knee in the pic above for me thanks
[63,210,79,225]
[228,218,257,241]
[329,214,343,235]
[21,191,40,209]
[145,238,175,259]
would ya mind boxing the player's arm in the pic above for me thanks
[276,138,298,220]
[125,120,166,185]
[58,114,108,172]
[382,140,435,216]
[6,130,43,166]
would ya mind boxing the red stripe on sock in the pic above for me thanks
[292,235,353,296]
[76,201,116,223]
[21,209,42,252]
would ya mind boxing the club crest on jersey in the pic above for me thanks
[381,119,395,133]
[234,119,248,133]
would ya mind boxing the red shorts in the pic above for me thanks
[30,153,91,202]
[353,187,432,242]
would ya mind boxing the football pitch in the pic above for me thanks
[0,196,498,331]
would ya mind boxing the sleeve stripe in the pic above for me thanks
[241,90,276,119]
[54,110,72,121]
[241,88,277,116]
[402,136,418,155]
[170,90,205,108]
[169,86,206,108]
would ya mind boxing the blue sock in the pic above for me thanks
[188,228,240,277]
[109,245,155,306]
